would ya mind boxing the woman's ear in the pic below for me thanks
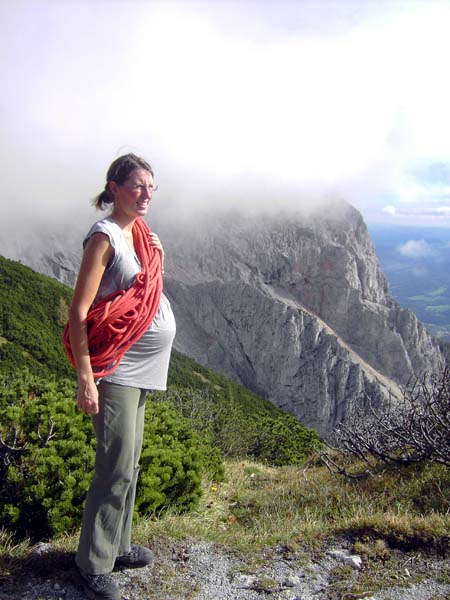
[108,181,118,198]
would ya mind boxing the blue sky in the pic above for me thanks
[2,0,450,228]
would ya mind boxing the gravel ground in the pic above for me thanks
[1,538,449,600]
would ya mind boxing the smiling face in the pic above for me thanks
[109,168,155,226]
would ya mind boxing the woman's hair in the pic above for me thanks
[94,153,154,210]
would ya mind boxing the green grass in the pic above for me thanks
[130,459,450,554]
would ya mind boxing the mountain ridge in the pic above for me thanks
[157,200,444,437]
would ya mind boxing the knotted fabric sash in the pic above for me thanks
[63,217,163,378]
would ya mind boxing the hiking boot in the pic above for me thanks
[74,564,121,600]
[114,544,155,569]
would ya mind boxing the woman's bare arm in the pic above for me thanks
[69,233,113,415]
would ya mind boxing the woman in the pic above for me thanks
[64,153,176,600]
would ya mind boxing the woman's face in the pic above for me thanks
[110,168,155,222]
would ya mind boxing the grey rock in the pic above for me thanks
[30,543,53,557]
[283,575,303,586]
[327,549,362,570]
[159,202,444,437]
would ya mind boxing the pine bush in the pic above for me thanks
[250,413,322,466]
[0,373,95,540]
[0,371,220,540]
[136,400,221,515]
[158,387,322,465]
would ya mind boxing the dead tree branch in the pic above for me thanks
[326,368,450,475]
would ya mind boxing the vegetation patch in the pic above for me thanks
[0,372,215,540]
[141,460,450,557]
[409,287,448,302]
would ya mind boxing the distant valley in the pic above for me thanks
[369,223,450,341]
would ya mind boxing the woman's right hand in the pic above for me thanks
[76,378,99,415]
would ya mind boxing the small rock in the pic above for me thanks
[327,549,362,570]
[31,542,53,557]
[236,574,255,587]
[327,549,348,562]
[345,555,362,570]
[283,575,302,586]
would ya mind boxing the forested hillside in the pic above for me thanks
[0,256,73,377]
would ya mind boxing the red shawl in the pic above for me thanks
[62,217,163,378]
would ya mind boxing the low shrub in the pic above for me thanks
[158,387,322,466]
[136,400,223,516]
[0,373,94,540]
[250,413,322,466]
[0,371,221,540]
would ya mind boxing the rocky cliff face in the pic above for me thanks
[157,200,444,438]
[1,200,444,439]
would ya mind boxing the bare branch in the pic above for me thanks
[37,417,58,447]
[0,426,28,466]
[330,368,450,473]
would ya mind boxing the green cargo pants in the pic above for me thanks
[75,381,147,575]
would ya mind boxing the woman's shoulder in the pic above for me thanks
[83,217,121,249]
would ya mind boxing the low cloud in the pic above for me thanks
[2,1,450,228]
[379,203,450,225]
[382,205,397,216]
[397,239,433,258]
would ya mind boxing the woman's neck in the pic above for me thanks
[110,211,136,233]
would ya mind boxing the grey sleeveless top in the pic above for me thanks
[84,217,176,390]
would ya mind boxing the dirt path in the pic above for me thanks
[1,538,448,600]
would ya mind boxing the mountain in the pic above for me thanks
[157,201,444,438]
[0,200,445,439]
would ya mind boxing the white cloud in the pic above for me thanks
[397,240,433,258]
[436,207,450,215]
[382,205,397,216]
[2,0,450,225]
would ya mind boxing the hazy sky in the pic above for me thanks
[2,0,450,228]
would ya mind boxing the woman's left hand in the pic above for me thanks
[149,232,165,273]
